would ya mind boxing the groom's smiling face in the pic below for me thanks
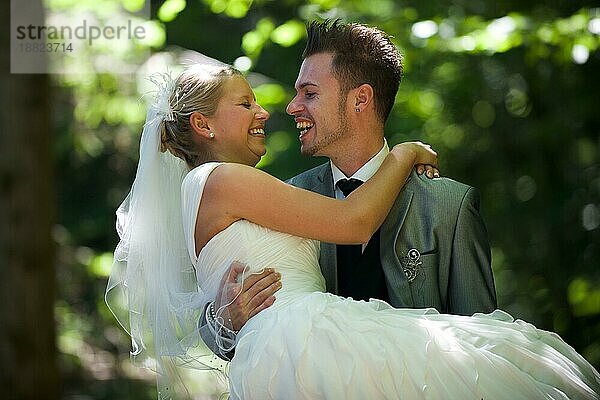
[287,52,350,157]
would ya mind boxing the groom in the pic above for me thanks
[285,19,496,313]
[202,20,496,358]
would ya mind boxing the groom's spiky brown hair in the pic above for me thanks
[302,19,403,123]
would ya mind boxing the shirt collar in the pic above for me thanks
[330,138,389,186]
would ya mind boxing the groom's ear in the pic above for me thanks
[189,112,212,139]
[353,83,374,111]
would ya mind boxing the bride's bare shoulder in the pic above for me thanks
[204,163,275,194]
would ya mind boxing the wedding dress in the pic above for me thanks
[182,162,600,400]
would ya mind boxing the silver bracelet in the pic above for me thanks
[209,302,239,336]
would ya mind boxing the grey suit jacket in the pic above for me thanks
[287,163,497,315]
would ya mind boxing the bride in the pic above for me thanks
[106,64,600,399]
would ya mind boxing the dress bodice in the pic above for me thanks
[197,220,326,304]
[181,163,326,308]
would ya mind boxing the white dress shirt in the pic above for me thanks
[330,139,390,250]
[330,138,390,199]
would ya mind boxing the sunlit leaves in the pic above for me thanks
[226,0,253,18]
[353,0,395,17]
[157,0,186,22]
[256,131,294,169]
[407,89,444,119]
[412,20,437,39]
[253,83,288,108]
[241,18,305,59]
[233,55,253,71]
[432,61,461,83]
[271,20,306,47]
[201,0,253,18]
[568,278,600,317]
[308,0,340,9]
[242,30,265,56]
[504,88,531,118]
[138,20,167,48]
[589,17,600,34]
[408,9,600,64]
[73,90,145,129]
[436,124,463,149]
[88,253,115,277]
[121,0,145,12]
[242,17,275,58]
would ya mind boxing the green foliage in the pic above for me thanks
[242,17,275,58]
[201,0,254,18]
[569,278,600,317]
[51,0,600,398]
[270,19,306,47]
[157,0,186,22]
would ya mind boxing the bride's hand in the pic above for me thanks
[391,141,439,179]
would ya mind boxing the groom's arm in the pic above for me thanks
[199,264,281,361]
[198,303,236,360]
[447,187,497,315]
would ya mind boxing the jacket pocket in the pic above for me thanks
[407,252,442,309]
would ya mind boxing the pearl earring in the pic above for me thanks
[209,132,215,138]
[355,107,360,113]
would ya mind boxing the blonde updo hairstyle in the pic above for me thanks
[159,64,242,168]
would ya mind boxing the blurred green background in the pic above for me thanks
[2,0,599,399]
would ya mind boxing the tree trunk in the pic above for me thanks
[0,0,59,398]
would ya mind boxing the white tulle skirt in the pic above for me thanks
[229,292,599,400]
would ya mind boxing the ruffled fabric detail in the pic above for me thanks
[230,297,599,400]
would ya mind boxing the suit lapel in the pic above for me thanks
[380,187,414,306]
[312,165,339,293]
[302,164,334,195]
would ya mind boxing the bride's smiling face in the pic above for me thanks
[207,75,270,166]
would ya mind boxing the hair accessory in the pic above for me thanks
[147,72,187,123]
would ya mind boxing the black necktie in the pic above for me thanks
[335,177,390,302]
[336,178,363,197]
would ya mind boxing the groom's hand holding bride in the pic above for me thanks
[215,262,282,331]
